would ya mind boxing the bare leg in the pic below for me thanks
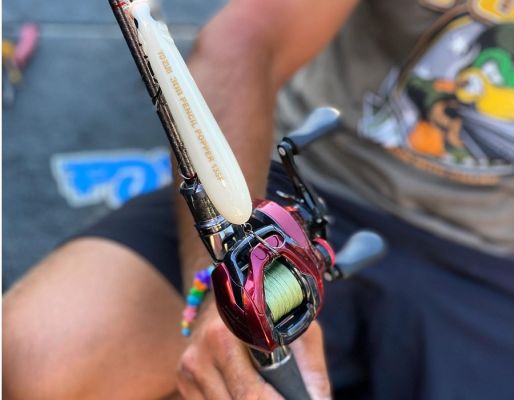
[3,238,187,400]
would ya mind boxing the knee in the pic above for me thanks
[3,303,39,399]
[3,239,184,399]
[3,285,87,399]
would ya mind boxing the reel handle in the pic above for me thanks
[252,347,311,400]
[325,230,387,281]
[285,107,342,153]
[337,231,386,276]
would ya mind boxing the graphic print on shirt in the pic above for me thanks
[360,1,514,185]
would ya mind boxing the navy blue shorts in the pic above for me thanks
[79,162,514,399]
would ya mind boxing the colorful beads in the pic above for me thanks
[182,305,197,321]
[181,265,215,337]
[190,287,204,297]
[186,294,202,306]
[193,280,208,291]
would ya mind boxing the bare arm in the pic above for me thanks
[175,2,360,398]
[178,0,360,287]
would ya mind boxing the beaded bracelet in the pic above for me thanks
[181,265,215,337]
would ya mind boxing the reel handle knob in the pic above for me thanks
[285,107,342,153]
[334,230,386,279]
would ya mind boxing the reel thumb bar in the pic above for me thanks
[130,0,252,224]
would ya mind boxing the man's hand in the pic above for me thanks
[176,302,331,400]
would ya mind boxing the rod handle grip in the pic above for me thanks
[258,352,311,400]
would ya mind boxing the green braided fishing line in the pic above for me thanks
[264,260,304,322]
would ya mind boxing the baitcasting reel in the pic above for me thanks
[212,198,333,352]
[212,108,384,354]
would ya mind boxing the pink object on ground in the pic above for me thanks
[14,23,39,68]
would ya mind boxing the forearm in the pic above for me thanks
[176,14,278,289]
[174,0,360,290]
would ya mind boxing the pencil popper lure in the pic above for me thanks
[115,0,251,225]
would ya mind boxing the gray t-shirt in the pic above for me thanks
[275,0,514,256]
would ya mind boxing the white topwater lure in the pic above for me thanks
[129,0,251,224]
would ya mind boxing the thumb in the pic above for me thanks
[290,321,332,400]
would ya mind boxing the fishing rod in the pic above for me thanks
[109,2,386,398]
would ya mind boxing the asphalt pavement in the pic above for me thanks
[3,0,226,290]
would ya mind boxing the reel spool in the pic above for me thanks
[264,260,304,323]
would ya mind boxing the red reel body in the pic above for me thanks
[212,199,334,352]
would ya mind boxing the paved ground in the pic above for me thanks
[3,0,225,290]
